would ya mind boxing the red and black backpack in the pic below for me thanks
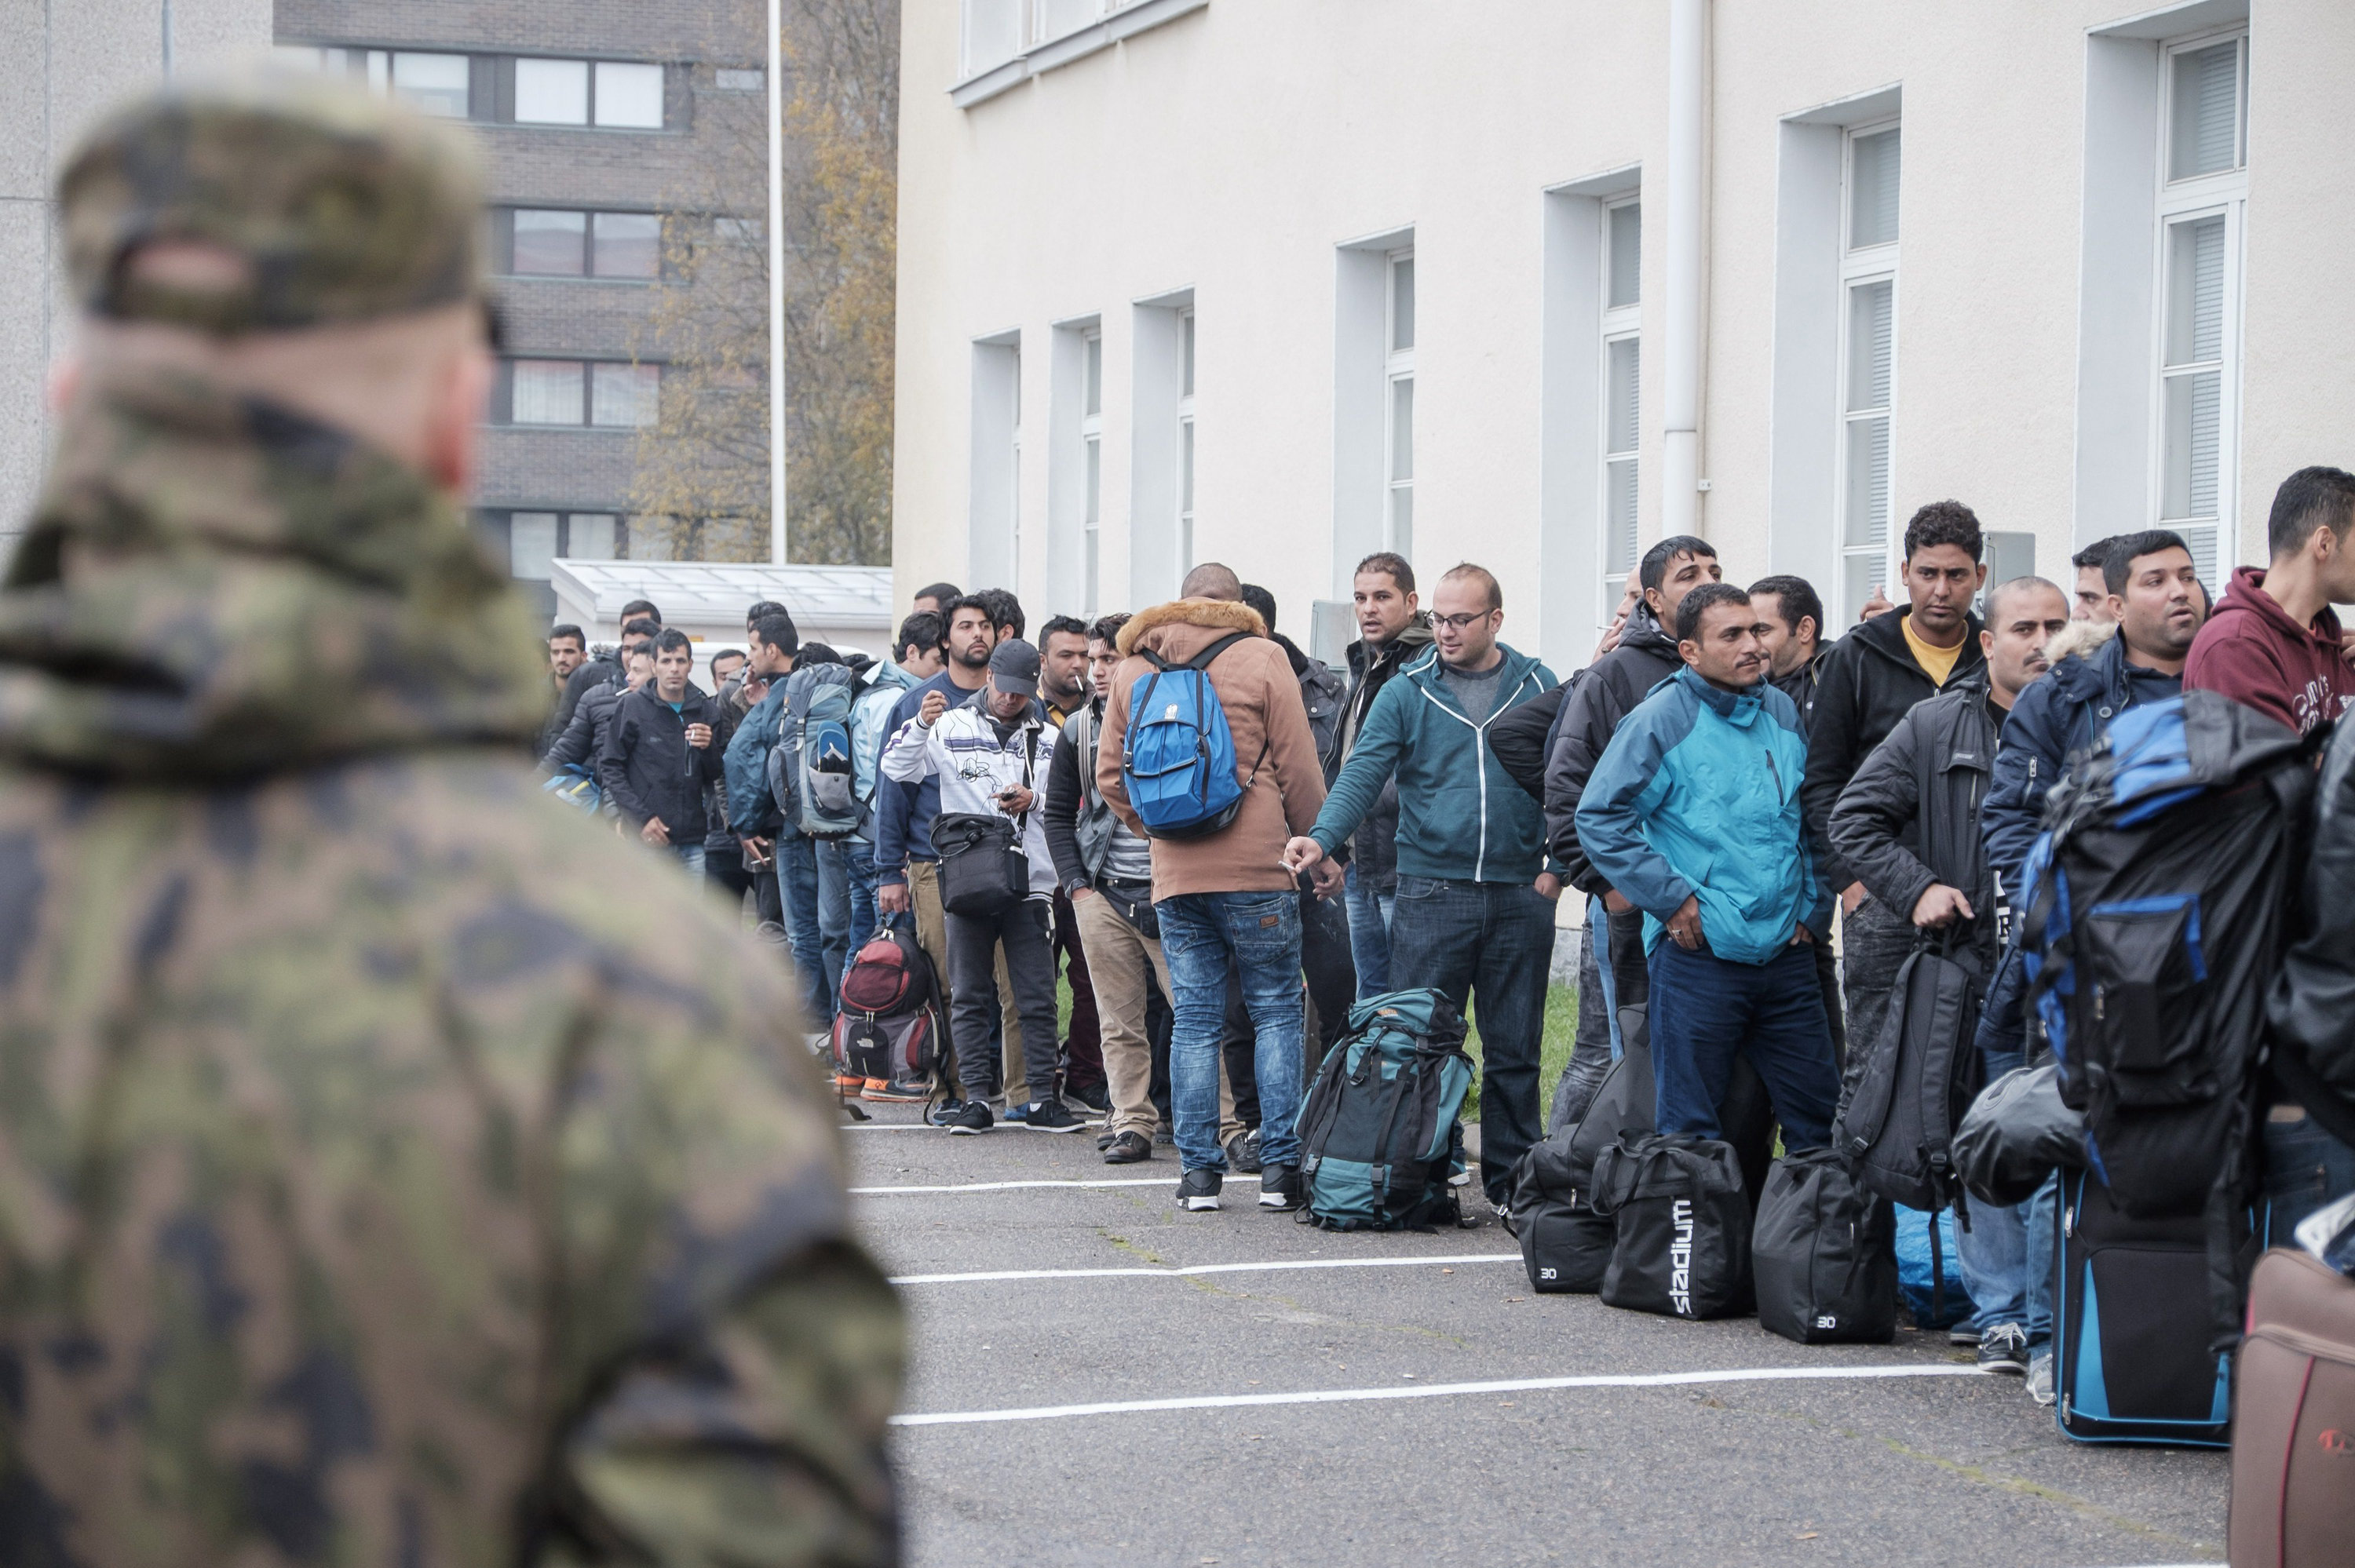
[830,922,945,1098]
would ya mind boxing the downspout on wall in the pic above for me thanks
[1663,0,1707,539]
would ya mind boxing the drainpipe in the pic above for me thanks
[1663,0,1707,538]
[768,0,787,563]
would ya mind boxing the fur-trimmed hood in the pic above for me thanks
[1115,596,1268,656]
[2042,618,2117,669]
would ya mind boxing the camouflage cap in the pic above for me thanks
[59,71,484,334]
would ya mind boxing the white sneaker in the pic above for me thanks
[2026,1351,2055,1407]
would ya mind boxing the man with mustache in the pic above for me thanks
[1575,584,1841,1153]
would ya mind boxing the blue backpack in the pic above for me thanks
[768,664,861,840]
[1295,990,1475,1231]
[1121,633,1260,840]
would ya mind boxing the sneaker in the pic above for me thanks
[927,1097,970,1127]
[1154,1125,1175,1147]
[1949,1317,1983,1347]
[1001,1099,1030,1125]
[944,1100,993,1136]
[1103,1131,1152,1165]
[1258,1163,1304,1211]
[833,1071,864,1096]
[1226,1132,1262,1175]
[862,1078,929,1103]
[1177,1169,1222,1211]
[1067,1081,1111,1113]
[1020,1099,1087,1133]
[2026,1351,2056,1406]
[1977,1322,2030,1375]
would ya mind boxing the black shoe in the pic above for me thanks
[1177,1169,1222,1211]
[944,1100,993,1136]
[1154,1125,1175,1147]
[1226,1132,1262,1175]
[1258,1163,1304,1211]
[1103,1131,1152,1165]
[1097,1129,1117,1150]
[1977,1322,2030,1375]
[927,1097,969,1127]
[1068,1081,1110,1113]
[1020,1099,1086,1133]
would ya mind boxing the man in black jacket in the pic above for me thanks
[1751,574,1842,1054]
[1327,552,1432,997]
[1802,501,1988,1063]
[600,629,722,875]
[540,618,659,771]
[549,596,660,738]
[1828,575,2068,1378]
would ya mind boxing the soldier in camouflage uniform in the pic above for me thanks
[0,75,904,1566]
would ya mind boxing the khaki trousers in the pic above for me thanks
[907,860,1026,1096]
[1072,890,1240,1141]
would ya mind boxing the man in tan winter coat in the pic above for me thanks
[1098,564,1330,1212]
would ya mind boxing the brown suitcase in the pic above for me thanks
[2229,1248,2355,1566]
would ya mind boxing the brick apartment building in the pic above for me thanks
[275,0,768,618]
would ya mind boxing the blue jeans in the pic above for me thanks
[776,837,841,1022]
[1389,875,1555,1204]
[1159,890,1305,1172]
[843,836,882,950]
[673,844,707,878]
[1648,937,1840,1150]
[2264,1110,2355,1240]
[1344,862,1395,999]
[1976,1042,2055,1347]
[813,839,852,1005]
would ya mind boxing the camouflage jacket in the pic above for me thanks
[0,373,903,1567]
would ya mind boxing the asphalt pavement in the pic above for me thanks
[848,1105,2228,1568]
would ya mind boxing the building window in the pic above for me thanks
[514,58,664,129]
[1385,250,1415,559]
[962,0,1026,75]
[503,360,659,427]
[512,211,586,276]
[2155,29,2247,587]
[1600,198,1642,612]
[1178,309,1196,580]
[494,510,621,582]
[1083,329,1104,614]
[1838,122,1900,623]
[275,46,472,118]
[969,337,1023,590]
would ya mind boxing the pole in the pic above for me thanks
[1663,0,1706,538]
[160,0,174,78]
[767,0,787,564]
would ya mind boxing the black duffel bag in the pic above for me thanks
[933,812,1031,916]
[1591,1132,1754,1321]
[1952,1063,2087,1208]
[1752,1148,1897,1344]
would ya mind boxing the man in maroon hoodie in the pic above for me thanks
[2185,465,2355,736]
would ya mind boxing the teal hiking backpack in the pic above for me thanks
[1296,989,1476,1231]
[769,664,861,839]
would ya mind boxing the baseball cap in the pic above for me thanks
[988,638,1041,698]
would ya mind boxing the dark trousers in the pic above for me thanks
[947,899,1061,1104]
[1838,893,1914,1094]
[1054,890,1107,1093]
[753,861,784,927]
[1650,937,1840,1150]
[1222,888,1360,1125]
[704,841,752,906]
[1389,875,1555,1205]
[1554,912,1616,1133]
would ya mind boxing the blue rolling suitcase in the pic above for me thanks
[2052,1170,2232,1446]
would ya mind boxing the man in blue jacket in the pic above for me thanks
[1577,582,1841,1149]
[1285,562,1560,1212]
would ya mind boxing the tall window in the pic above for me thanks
[1010,346,1024,573]
[1838,123,1900,622]
[1600,199,1642,613]
[1082,329,1104,614]
[1385,251,1415,557]
[1178,308,1196,580]
[2155,30,2247,587]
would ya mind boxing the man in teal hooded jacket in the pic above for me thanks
[1576,582,1840,1148]
[1286,563,1560,1210]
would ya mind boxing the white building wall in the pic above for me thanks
[894,0,2349,660]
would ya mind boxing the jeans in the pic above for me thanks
[1389,875,1555,1205]
[813,839,852,1006]
[843,837,881,950]
[1344,862,1396,999]
[2263,1108,2355,1239]
[1160,890,1305,1172]
[1551,903,1616,1133]
[672,844,707,878]
[1223,888,1360,1123]
[1838,893,1915,1096]
[1979,1041,2055,1347]
[947,899,1062,1104]
[776,837,838,1022]
[1649,937,1840,1150]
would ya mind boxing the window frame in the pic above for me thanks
[2148,24,2249,585]
[1177,308,1196,587]
[1836,118,1901,625]
[1382,247,1415,560]
[512,56,666,129]
[499,358,660,428]
[1598,195,1642,625]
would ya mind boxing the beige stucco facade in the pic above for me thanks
[893,0,2351,673]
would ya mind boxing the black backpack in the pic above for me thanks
[1833,928,1984,1216]
[1752,1148,1897,1344]
[2020,693,2313,1220]
[1510,1006,1652,1293]
[1591,1132,1754,1320]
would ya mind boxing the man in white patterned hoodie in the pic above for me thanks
[882,638,1083,1134]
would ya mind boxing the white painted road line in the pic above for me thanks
[851,1176,1172,1194]
[844,1119,1104,1132]
[891,1253,1523,1285]
[891,1362,1990,1427]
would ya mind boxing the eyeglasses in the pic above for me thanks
[1431,611,1496,631]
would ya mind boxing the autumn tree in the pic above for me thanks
[631,0,899,565]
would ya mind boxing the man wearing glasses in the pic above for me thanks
[1284,563,1561,1220]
